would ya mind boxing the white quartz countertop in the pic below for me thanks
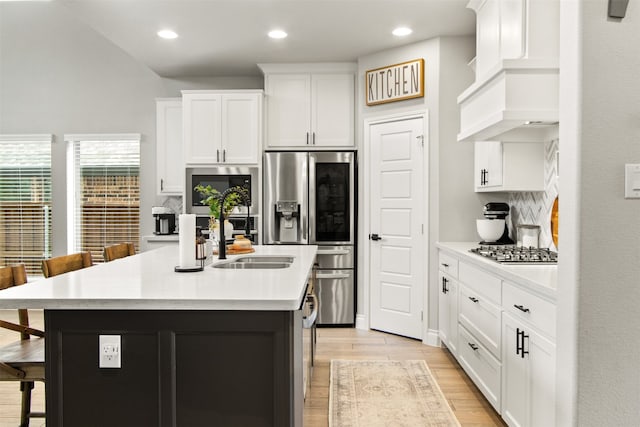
[436,242,557,300]
[0,245,318,311]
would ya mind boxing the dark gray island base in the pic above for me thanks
[45,309,303,427]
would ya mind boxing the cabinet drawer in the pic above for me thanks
[459,261,501,304]
[438,252,459,278]
[459,284,502,358]
[503,281,556,338]
[458,325,501,412]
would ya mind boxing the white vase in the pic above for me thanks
[210,219,234,242]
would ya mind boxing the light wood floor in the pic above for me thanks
[305,327,505,427]
[0,310,504,427]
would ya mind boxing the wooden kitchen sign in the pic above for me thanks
[366,58,424,106]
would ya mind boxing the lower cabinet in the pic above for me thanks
[438,271,459,355]
[502,313,556,427]
[438,248,556,426]
[458,325,501,411]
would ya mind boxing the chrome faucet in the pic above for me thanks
[218,186,251,260]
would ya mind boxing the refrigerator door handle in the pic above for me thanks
[316,248,351,256]
[315,272,351,280]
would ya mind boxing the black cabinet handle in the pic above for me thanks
[468,342,479,351]
[223,149,226,162]
[369,233,381,241]
[514,304,530,313]
[442,277,449,294]
[441,263,449,268]
[469,296,479,303]
[312,132,316,145]
[306,132,310,145]
[160,178,164,191]
[216,149,220,162]
[516,328,530,358]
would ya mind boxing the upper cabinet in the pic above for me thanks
[259,63,355,148]
[182,90,262,165]
[156,98,183,196]
[458,0,559,142]
[474,140,544,192]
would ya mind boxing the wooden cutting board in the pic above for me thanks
[213,247,255,255]
[551,196,559,248]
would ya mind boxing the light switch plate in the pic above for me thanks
[99,335,121,368]
[624,164,640,199]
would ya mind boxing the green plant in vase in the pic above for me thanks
[193,184,242,236]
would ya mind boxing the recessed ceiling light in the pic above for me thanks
[392,27,413,37]
[157,29,178,40]
[268,30,288,39]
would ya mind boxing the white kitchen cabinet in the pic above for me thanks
[438,271,458,356]
[262,70,354,148]
[474,141,544,192]
[458,0,559,142]
[182,90,262,165]
[502,313,556,427]
[458,283,502,359]
[156,98,183,195]
[458,324,501,412]
[437,244,557,425]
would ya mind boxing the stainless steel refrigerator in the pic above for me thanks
[263,151,356,325]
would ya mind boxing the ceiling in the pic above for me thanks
[57,0,476,78]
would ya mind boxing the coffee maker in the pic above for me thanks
[152,207,176,235]
[483,202,514,244]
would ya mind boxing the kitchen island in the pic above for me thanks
[0,245,318,427]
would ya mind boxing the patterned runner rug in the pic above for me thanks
[329,359,460,427]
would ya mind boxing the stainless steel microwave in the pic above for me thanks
[186,167,259,215]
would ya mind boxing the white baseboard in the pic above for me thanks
[424,329,441,347]
[355,314,367,330]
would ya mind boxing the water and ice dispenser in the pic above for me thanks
[275,201,300,242]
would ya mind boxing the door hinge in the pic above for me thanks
[416,135,424,147]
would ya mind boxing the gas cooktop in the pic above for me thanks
[469,245,558,265]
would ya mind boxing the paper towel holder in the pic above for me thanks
[175,243,206,272]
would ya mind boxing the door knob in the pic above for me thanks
[369,233,382,241]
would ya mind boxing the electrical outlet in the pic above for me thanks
[99,335,121,368]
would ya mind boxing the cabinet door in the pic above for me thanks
[183,93,222,164]
[475,0,501,78]
[475,140,504,190]
[311,74,354,147]
[438,272,451,347]
[502,314,556,427]
[222,93,260,164]
[438,272,459,355]
[156,99,183,195]
[265,74,311,147]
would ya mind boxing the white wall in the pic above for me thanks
[558,0,640,425]
[356,36,488,336]
[0,2,261,255]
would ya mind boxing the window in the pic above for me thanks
[0,135,53,276]
[66,134,140,263]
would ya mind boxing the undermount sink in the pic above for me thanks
[213,255,295,269]
[213,261,291,269]
[234,256,294,264]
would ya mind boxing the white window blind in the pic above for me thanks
[0,135,53,276]
[66,134,140,263]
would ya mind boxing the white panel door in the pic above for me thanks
[369,117,424,339]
